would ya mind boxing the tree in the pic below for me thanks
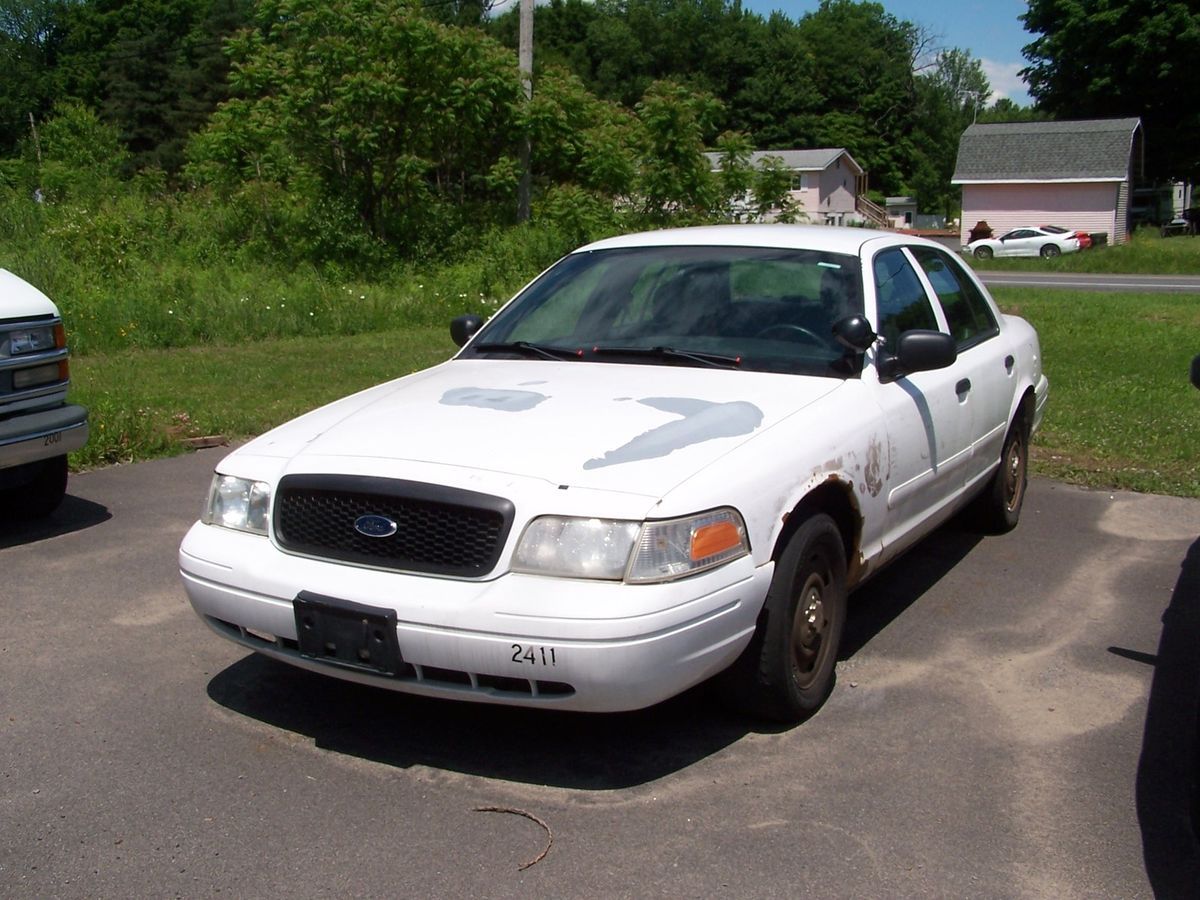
[34,100,131,199]
[908,49,990,219]
[0,0,68,155]
[632,80,722,223]
[1022,0,1200,182]
[795,0,921,196]
[188,0,525,251]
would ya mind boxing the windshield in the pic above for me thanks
[463,245,865,377]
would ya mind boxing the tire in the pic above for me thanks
[1040,244,1061,258]
[0,455,69,520]
[718,513,847,723]
[971,416,1029,534]
[973,246,994,260]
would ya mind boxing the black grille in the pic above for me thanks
[274,474,514,577]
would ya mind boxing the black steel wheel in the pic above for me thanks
[970,416,1029,534]
[718,513,847,723]
[0,455,68,520]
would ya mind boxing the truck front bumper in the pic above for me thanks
[0,404,89,469]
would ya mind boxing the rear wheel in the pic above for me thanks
[971,416,1029,534]
[718,514,847,723]
[1040,244,1061,258]
[973,246,994,260]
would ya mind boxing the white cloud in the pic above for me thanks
[980,58,1031,105]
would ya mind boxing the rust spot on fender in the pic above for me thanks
[863,436,884,497]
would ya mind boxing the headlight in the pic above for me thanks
[512,516,641,580]
[512,507,749,583]
[8,324,61,355]
[626,508,749,583]
[202,474,271,535]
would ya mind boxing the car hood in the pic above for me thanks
[236,359,845,497]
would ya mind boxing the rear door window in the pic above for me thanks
[910,247,999,350]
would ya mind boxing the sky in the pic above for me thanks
[740,0,1035,105]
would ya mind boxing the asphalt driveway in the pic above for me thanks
[2,449,1198,897]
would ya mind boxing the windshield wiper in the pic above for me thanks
[473,341,583,361]
[590,345,742,369]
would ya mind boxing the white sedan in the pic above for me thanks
[968,225,1081,259]
[179,225,1048,723]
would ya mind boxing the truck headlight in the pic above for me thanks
[513,508,749,583]
[202,474,271,535]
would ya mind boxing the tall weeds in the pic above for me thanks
[0,187,611,354]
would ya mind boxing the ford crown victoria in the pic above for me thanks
[179,225,1048,722]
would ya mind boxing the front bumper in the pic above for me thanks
[179,521,772,712]
[0,403,88,469]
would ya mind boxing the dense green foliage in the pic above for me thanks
[0,0,252,170]
[1,0,1042,267]
[1022,0,1200,182]
[488,0,1011,200]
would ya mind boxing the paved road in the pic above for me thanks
[978,270,1200,293]
[3,450,1199,897]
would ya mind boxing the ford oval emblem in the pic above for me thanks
[354,514,398,538]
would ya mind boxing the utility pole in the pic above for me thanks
[28,112,42,166]
[517,0,533,222]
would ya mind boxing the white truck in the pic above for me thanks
[0,269,88,518]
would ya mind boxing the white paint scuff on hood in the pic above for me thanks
[240,359,844,494]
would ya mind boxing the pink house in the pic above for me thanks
[952,118,1143,246]
[705,149,888,226]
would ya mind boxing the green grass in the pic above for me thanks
[70,327,456,468]
[967,228,1200,275]
[993,287,1199,496]
[65,288,1199,498]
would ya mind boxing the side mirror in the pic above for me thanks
[1191,353,1200,389]
[450,314,484,348]
[832,315,877,352]
[878,330,957,381]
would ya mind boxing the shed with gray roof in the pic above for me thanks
[952,118,1143,245]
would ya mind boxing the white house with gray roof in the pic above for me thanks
[703,148,887,226]
[952,118,1143,246]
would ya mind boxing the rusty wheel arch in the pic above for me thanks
[773,478,864,586]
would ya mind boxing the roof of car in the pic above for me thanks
[952,117,1141,183]
[577,224,925,256]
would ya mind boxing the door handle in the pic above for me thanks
[955,378,971,397]
[1004,354,1015,374]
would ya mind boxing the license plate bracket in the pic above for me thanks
[293,591,402,676]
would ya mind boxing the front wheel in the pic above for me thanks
[0,455,68,520]
[718,513,847,723]
[973,245,994,260]
[1040,244,1061,258]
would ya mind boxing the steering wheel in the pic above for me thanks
[754,323,827,346]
